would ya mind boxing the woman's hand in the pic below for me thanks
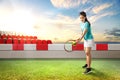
[76,38,81,43]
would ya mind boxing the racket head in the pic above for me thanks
[64,40,76,52]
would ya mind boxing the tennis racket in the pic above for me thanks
[64,40,77,52]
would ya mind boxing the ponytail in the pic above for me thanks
[85,17,91,26]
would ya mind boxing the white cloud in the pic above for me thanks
[83,6,92,12]
[92,3,112,14]
[34,14,81,42]
[50,0,87,9]
[89,12,115,23]
[93,33,108,42]
[82,0,88,4]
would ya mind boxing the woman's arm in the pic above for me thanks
[76,29,88,42]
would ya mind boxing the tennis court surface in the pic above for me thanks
[0,59,120,80]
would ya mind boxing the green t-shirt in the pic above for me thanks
[80,22,93,40]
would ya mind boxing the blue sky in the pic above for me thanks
[0,0,120,42]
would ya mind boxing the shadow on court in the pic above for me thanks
[86,68,115,80]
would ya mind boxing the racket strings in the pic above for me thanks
[64,40,76,52]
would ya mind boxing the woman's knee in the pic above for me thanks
[85,47,91,54]
[85,51,90,56]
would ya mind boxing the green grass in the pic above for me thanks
[0,59,120,80]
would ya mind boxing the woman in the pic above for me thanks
[76,11,95,74]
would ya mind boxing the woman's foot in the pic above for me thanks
[83,68,92,74]
[82,64,88,68]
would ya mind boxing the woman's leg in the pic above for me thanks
[83,47,92,74]
[85,47,91,68]
[82,47,88,68]
[84,47,87,64]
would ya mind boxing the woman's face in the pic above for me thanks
[80,15,85,22]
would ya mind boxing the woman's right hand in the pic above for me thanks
[76,39,80,43]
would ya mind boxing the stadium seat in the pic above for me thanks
[20,39,25,44]
[21,35,25,39]
[13,39,19,44]
[7,35,12,39]
[36,40,48,50]
[28,36,31,39]
[0,39,5,44]
[47,40,52,44]
[42,40,47,44]
[25,36,29,40]
[26,39,31,44]
[12,35,17,39]
[37,40,42,44]
[6,39,12,44]
[30,36,33,39]
[31,39,37,44]
[33,36,37,39]
[17,35,21,39]
[1,34,7,39]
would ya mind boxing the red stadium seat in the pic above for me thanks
[37,40,42,44]
[31,39,37,44]
[21,35,25,39]
[25,36,29,40]
[30,36,33,39]
[19,36,22,39]
[26,39,31,44]
[12,35,17,39]
[28,36,31,39]
[1,34,6,36]
[1,34,7,39]
[13,39,19,44]
[20,39,25,44]
[36,39,48,50]
[0,39,5,44]
[7,35,12,39]
[33,36,37,39]
[17,35,21,39]
[42,40,47,44]
[47,40,52,44]
[6,39,12,44]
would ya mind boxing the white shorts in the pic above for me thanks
[84,39,95,48]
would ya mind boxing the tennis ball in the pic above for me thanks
[72,42,76,46]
